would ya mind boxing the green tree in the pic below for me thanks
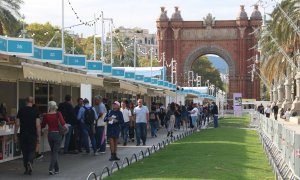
[0,0,23,36]
[78,36,101,60]
[112,36,136,67]
[192,56,224,90]
[259,0,299,86]
[138,56,159,67]
[26,22,83,54]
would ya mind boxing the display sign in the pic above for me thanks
[7,37,33,56]
[158,80,164,86]
[63,54,86,67]
[144,77,151,83]
[135,75,144,81]
[164,81,169,87]
[0,36,7,52]
[233,93,243,116]
[33,46,42,59]
[103,64,112,73]
[151,78,158,85]
[112,68,125,76]
[42,48,63,61]
[87,61,103,71]
[172,84,177,90]
[125,72,135,79]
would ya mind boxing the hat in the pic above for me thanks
[83,98,89,104]
[113,101,120,107]
[94,95,102,100]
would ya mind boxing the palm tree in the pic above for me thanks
[0,0,24,35]
[112,35,137,67]
[258,0,299,87]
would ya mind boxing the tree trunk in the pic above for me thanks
[0,22,3,35]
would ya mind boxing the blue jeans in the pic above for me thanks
[64,125,73,153]
[96,126,106,152]
[175,116,181,129]
[48,132,62,171]
[81,123,96,153]
[191,116,198,128]
[135,123,147,145]
[150,121,158,137]
[213,115,218,128]
[121,122,130,143]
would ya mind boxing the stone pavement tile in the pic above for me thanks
[0,127,190,180]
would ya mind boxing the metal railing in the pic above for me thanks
[86,129,195,180]
[252,112,300,180]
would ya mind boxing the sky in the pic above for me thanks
[20,0,275,37]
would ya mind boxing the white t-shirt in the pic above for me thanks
[134,105,149,123]
[190,107,199,117]
[285,111,291,120]
[121,108,132,123]
[265,107,271,114]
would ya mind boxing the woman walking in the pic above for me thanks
[149,105,159,138]
[104,101,124,161]
[41,101,66,175]
[165,102,176,137]
[128,102,135,142]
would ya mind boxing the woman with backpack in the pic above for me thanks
[104,101,124,161]
[41,101,66,175]
[164,102,176,138]
[149,105,159,138]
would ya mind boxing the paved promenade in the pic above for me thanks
[0,127,191,180]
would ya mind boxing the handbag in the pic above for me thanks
[56,113,68,135]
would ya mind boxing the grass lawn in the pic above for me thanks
[106,116,274,180]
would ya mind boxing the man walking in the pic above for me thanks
[14,96,41,175]
[93,95,107,153]
[134,99,149,146]
[120,101,132,146]
[211,102,219,128]
[272,103,279,120]
[77,98,98,155]
[58,95,77,154]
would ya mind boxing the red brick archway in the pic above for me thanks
[156,5,262,100]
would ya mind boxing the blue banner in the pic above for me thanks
[43,48,63,61]
[172,84,177,90]
[7,38,33,56]
[0,36,7,52]
[63,54,86,67]
[144,77,151,83]
[125,72,135,79]
[112,68,125,76]
[135,75,144,81]
[151,78,158,85]
[103,65,112,73]
[168,83,173,88]
[33,46,42,59]
[164,81,169,87]
[158,80,164,86]
[87,61,103,71]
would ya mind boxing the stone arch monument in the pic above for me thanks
[156,5,262,100]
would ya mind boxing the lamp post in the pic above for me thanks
[61,0,65,52]
[134,34,137,72]
[21,14,27,38]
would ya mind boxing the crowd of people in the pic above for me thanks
[14,95,219,175]
[257,102,293,121]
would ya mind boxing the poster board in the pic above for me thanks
[233,93,242,116]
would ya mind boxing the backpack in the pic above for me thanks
[149,112,156,121]
[159,107,165,116]
[83,107,95,125]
